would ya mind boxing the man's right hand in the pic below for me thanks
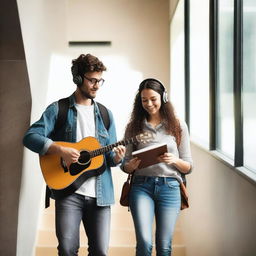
[47,143,80,167]
[59,146,80,167]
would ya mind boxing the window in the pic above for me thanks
[189,0,210,146]
[243,0,256,171]
[216,0,235,159]
[170,0,256,180]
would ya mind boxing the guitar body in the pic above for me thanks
[39,132,154,198]
[39,137,105,198]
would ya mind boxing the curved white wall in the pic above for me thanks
[17,1,70,255]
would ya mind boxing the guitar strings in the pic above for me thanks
[89,137,137,158]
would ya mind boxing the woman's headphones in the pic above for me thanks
[139,78,168,103]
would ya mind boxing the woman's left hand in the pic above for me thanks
[113,145,126,164]
[158,152,178,165]
[158,152,191,173]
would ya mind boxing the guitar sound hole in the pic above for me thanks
[78,150,91,165]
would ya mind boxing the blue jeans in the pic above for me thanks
[129,176,181,256]
[55,194,110,256]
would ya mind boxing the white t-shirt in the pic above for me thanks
[75,103,96,197]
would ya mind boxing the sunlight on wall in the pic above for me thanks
[170,34,185,120]
[170,0,185,121]
[47,54,75,105]
[47,53,143,140]
[97,55,143,139]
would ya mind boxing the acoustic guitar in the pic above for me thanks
[39,132,153,198]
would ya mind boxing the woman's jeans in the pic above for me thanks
[55,193,110,256]
[129,176,181,256]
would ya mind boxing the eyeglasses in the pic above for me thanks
[84,75,105,87]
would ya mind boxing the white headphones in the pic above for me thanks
[139,78,168,103]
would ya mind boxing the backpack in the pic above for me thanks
[54,97,110,132]
[45,97,110,208]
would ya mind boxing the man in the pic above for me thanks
[23,53,126,256]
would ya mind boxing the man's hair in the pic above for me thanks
[72,54,106,77]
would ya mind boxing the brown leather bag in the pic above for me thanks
[120,174,189,210]
[180,181,189,210]
[119,173,133,207]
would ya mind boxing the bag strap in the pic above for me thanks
[97,102,110,130]
[127,171,135,183]
[181,173,186,185]
[127,173,132,182]
[54,98,110,131]
[54,97,70,132]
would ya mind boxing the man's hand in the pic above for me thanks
[59,146,80,167]
[47,142,80,167]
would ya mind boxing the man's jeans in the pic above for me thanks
[55,194,110,256]
[129,176,181,256]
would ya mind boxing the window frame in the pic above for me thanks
[183,0,256,183]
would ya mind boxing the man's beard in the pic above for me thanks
[79,87,96,100]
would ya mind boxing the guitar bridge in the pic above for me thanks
[60,158,68,173]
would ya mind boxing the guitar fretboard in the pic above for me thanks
[89,137,137,157]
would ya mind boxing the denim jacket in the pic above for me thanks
[23,93,118,206]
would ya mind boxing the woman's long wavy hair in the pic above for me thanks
[124,79,182,146]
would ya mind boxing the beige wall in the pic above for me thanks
[0,1,31,255]
[66,0,170,137]
[67,0,169,85]
[169,0,179,21]
[180,143,256,256]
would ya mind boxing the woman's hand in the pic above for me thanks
[158,152,191,173]
[158,152,178,165]
[124,157,141,173]
[113,145,126,164]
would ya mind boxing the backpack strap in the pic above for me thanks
[55,99,110,131]
[45,186,52,208]
[54,97,70,132]
[97,102,110,130]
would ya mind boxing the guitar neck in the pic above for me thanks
[90,137,136,157]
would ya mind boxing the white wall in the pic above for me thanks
[17,0,170,255]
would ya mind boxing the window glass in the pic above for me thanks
[217,0,234,158]
[190,0,210,146]
[243,0,256,171]
[170,0,185,121]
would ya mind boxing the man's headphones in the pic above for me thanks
[139,78,168,103]
[71,62,83,86]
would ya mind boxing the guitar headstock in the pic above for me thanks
[135,132,155,144]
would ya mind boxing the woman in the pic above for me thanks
[121,78,193,256]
